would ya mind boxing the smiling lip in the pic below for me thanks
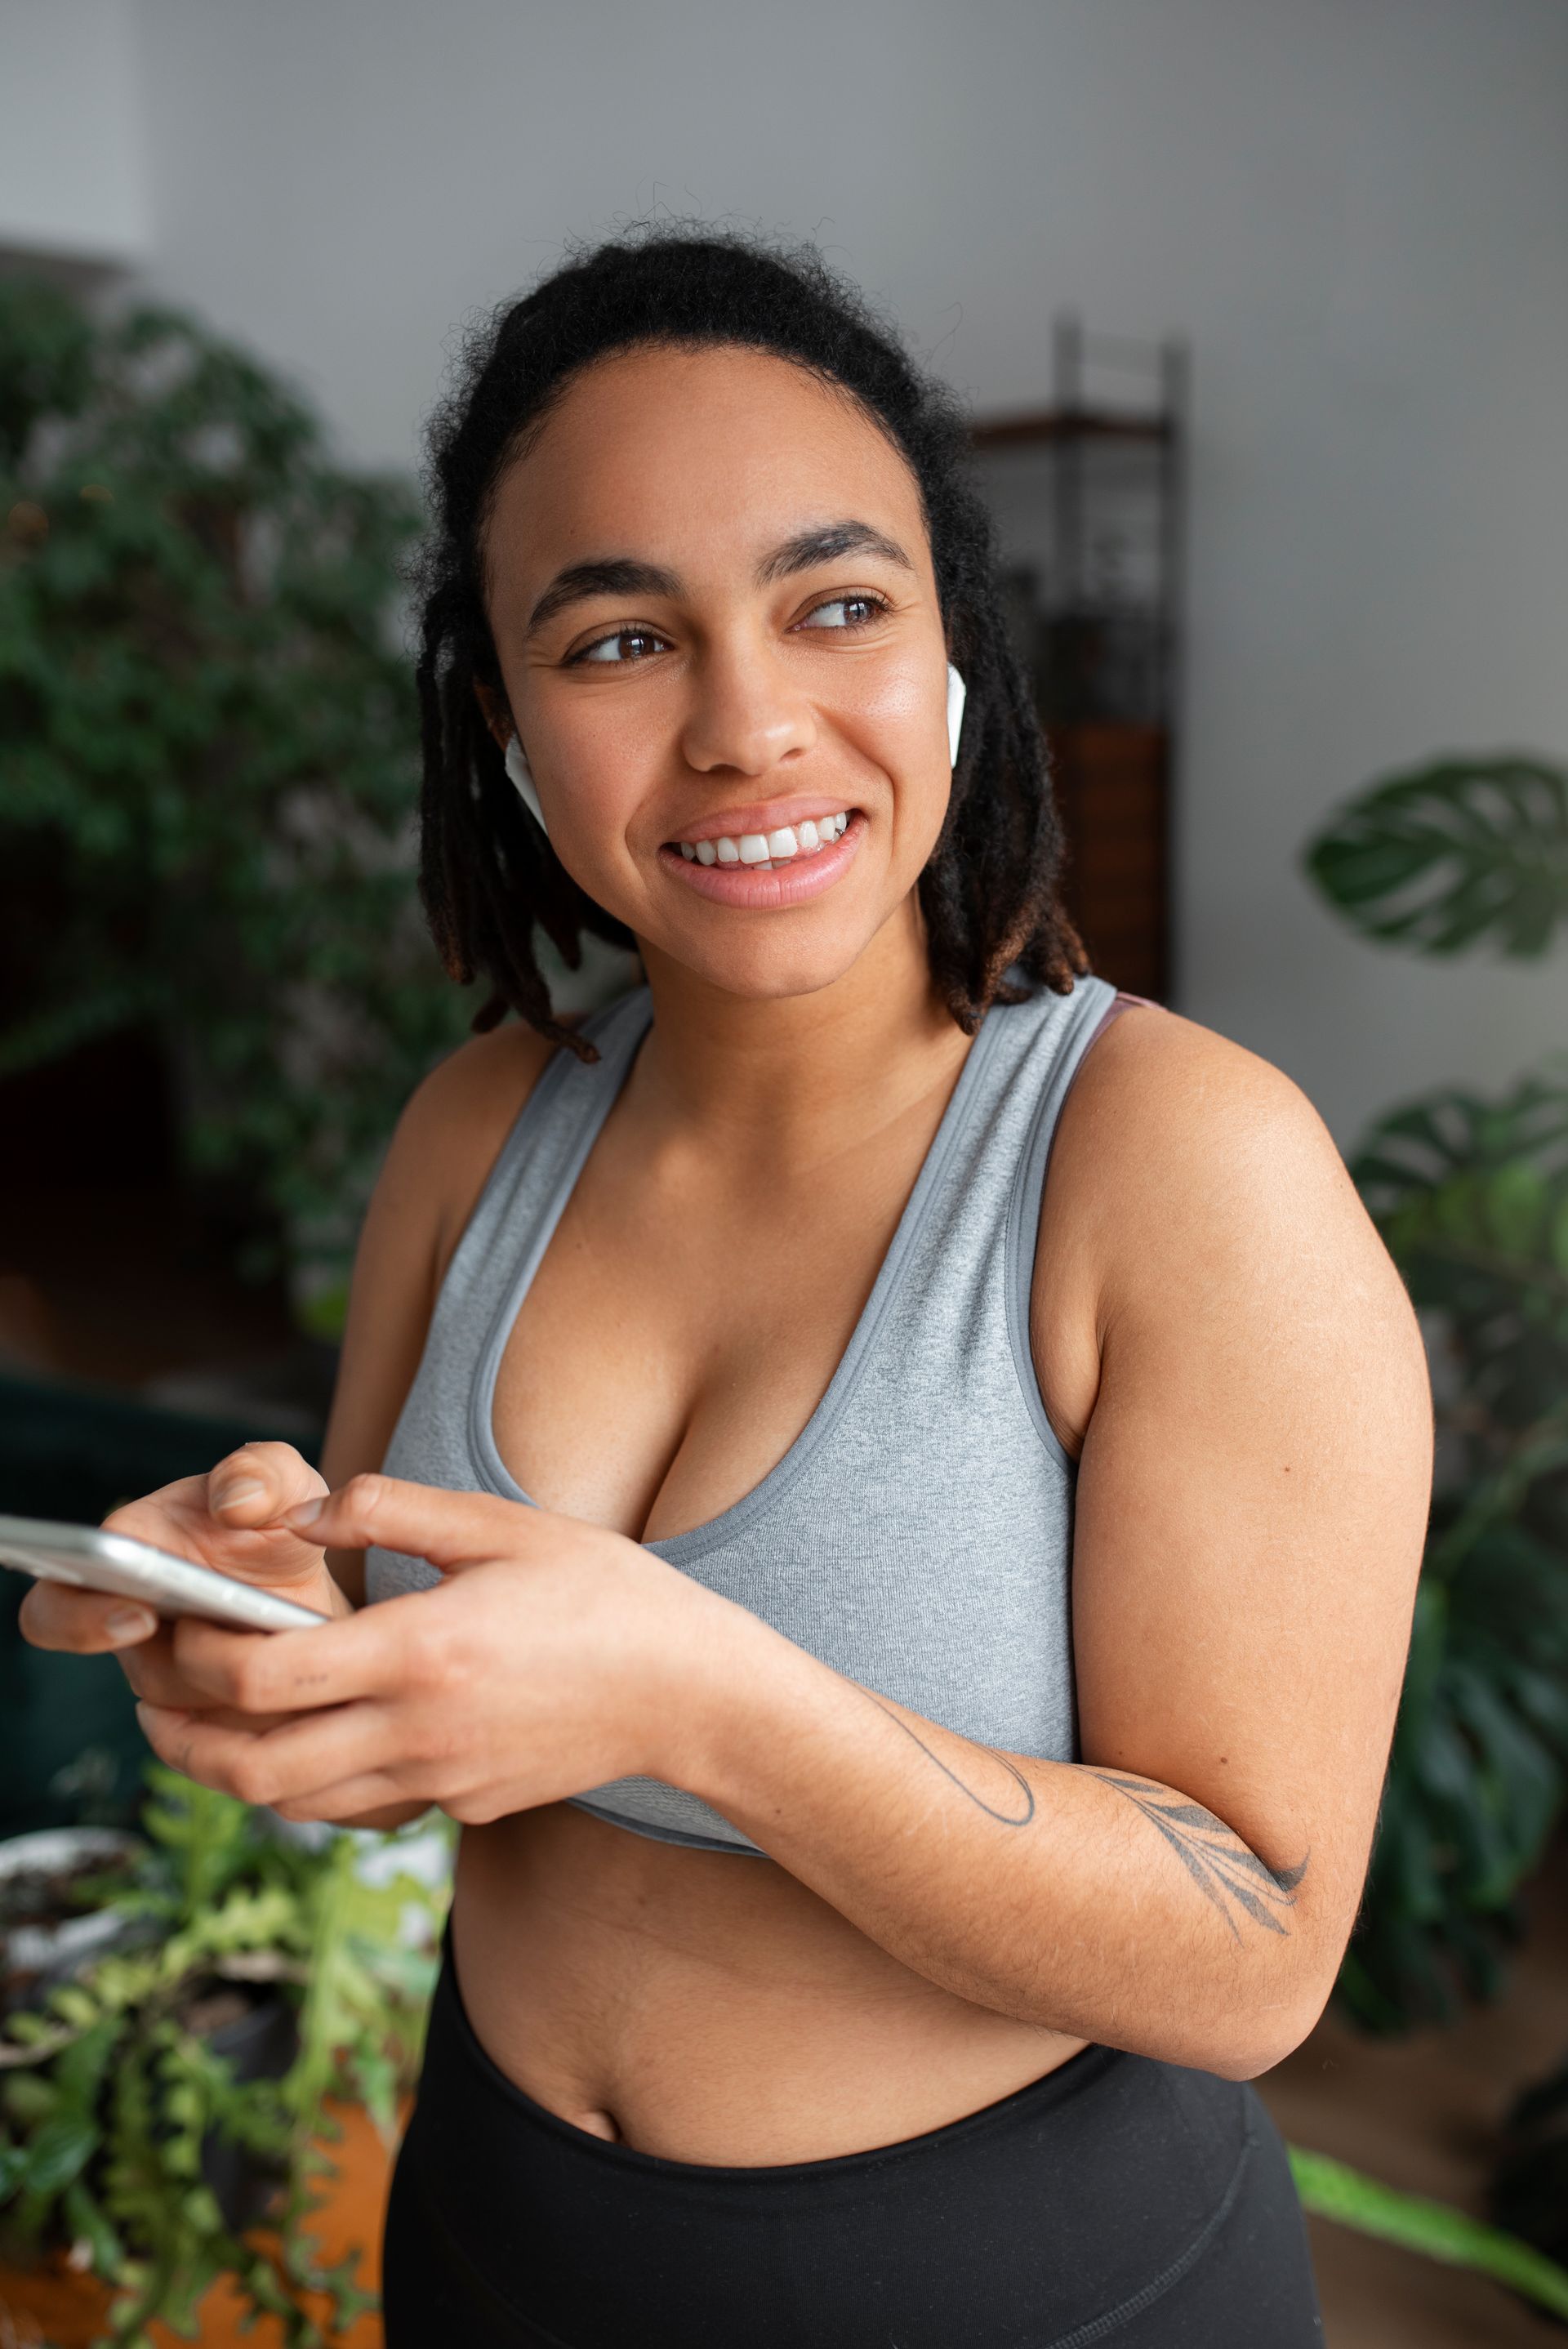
[660,812,864,906]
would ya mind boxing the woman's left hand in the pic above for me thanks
[133,1477,729,1825]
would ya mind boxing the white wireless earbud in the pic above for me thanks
[505,735,547,836]
[947,662,967,769]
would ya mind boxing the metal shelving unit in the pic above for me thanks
[970,316,1188,1001]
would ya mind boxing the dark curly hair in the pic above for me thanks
[413,223,1088,1059]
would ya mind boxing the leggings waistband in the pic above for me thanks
[425,1910,1133,2186]
[377,1918,1321,2348]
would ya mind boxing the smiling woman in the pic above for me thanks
[20,225,1432,2348]
[412,234,1090,1061]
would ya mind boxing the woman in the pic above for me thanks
[24,229,1433,2346]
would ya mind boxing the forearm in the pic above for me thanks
[676,1607,1330,2079]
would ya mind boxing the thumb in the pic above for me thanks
[103,1443,330,1589]
[207,1442,328,1533]
[281,1474,532,1573]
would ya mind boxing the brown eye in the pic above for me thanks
[797,594,889,631]
[571,627,669,666]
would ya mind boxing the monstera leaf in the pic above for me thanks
[1304,754,1568,957]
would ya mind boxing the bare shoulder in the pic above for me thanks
[1052,999,1358,1236]
[381,1018,560,1286]
[317,1018,559,1536]
[1031,1000,1428,1457]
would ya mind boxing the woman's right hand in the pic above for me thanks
[17,1442,352,1723]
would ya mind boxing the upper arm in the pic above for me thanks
[1033,1010,1434,2000]
[318,1020,557,1604]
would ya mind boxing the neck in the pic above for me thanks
[630,896,973,1159]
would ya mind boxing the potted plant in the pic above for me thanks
[1299,748,1568,2307]
[0,1758,450,2347]
[0,274,480,1326]
[1300,752,1568,2026]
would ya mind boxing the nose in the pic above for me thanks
[679,639,817,779]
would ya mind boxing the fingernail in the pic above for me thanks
[215,1479,265,1511]
[108,1607,157,1643]
[282,1496,325,1528]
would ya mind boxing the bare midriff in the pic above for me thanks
[448,1799,1091,2166]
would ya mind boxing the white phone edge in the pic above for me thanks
[0,1515,327,1634]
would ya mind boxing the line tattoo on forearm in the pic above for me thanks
[1091,1772,1308,1941]
[861,1692,1036,1826]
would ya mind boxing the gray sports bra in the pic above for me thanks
[365,967,1125,1855]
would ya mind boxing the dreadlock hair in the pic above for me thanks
[413,221,1089,1063]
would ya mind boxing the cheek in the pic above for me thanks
[837,639,950,769]
[536,706,663,864]
[843,679,951,849]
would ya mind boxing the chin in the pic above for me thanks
[667,923,883,1005]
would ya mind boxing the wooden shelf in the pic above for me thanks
[1046,722,1170,1001]
[970,409,1171,450]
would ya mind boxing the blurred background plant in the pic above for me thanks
[0,1758,451,2347]
[1303,749,1568,2288]
[1304,753,1568,2030]
[0,276,479,1335]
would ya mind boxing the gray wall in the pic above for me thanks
[7,0,1567,1142]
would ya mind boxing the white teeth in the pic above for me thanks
[676,813,851,863]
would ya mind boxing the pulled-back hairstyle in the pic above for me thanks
[414,223,1088,1058]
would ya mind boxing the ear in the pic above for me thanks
[473,678,514,754]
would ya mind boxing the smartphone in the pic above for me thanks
[0,1515,329,1634]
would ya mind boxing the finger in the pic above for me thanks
[135,1696,404,1812]
[269,1780,412,1825]
[281,1474,532,1571]
[113,1622,180,1697]
[102,1472,224,1555]
[107,1453,328,1591]
[167,1585,436,1713]
[18,1576,160,1655]
[134,1694,301,1739]
[114,1625,274,1715]
[270,1780,424,1826]
[207,1442,327,1530]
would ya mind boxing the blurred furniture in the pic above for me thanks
[971,315,1187,1001]
[0,1371,323,1837]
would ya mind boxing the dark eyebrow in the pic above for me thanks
[523,519,913,637]
[753,519,915,586]
[525,558,680,638]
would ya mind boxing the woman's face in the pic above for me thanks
[480,342,954,1005]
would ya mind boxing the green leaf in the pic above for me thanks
[2,2071,60,2125]
[1303,755,1568,961]
[1485,1163,1551,1255]
[62,2172,127,2277]
[22,2110,99,2195]
[1290,2145,1568,2319]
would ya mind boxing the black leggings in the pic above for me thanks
[383,1919,1323,2347]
